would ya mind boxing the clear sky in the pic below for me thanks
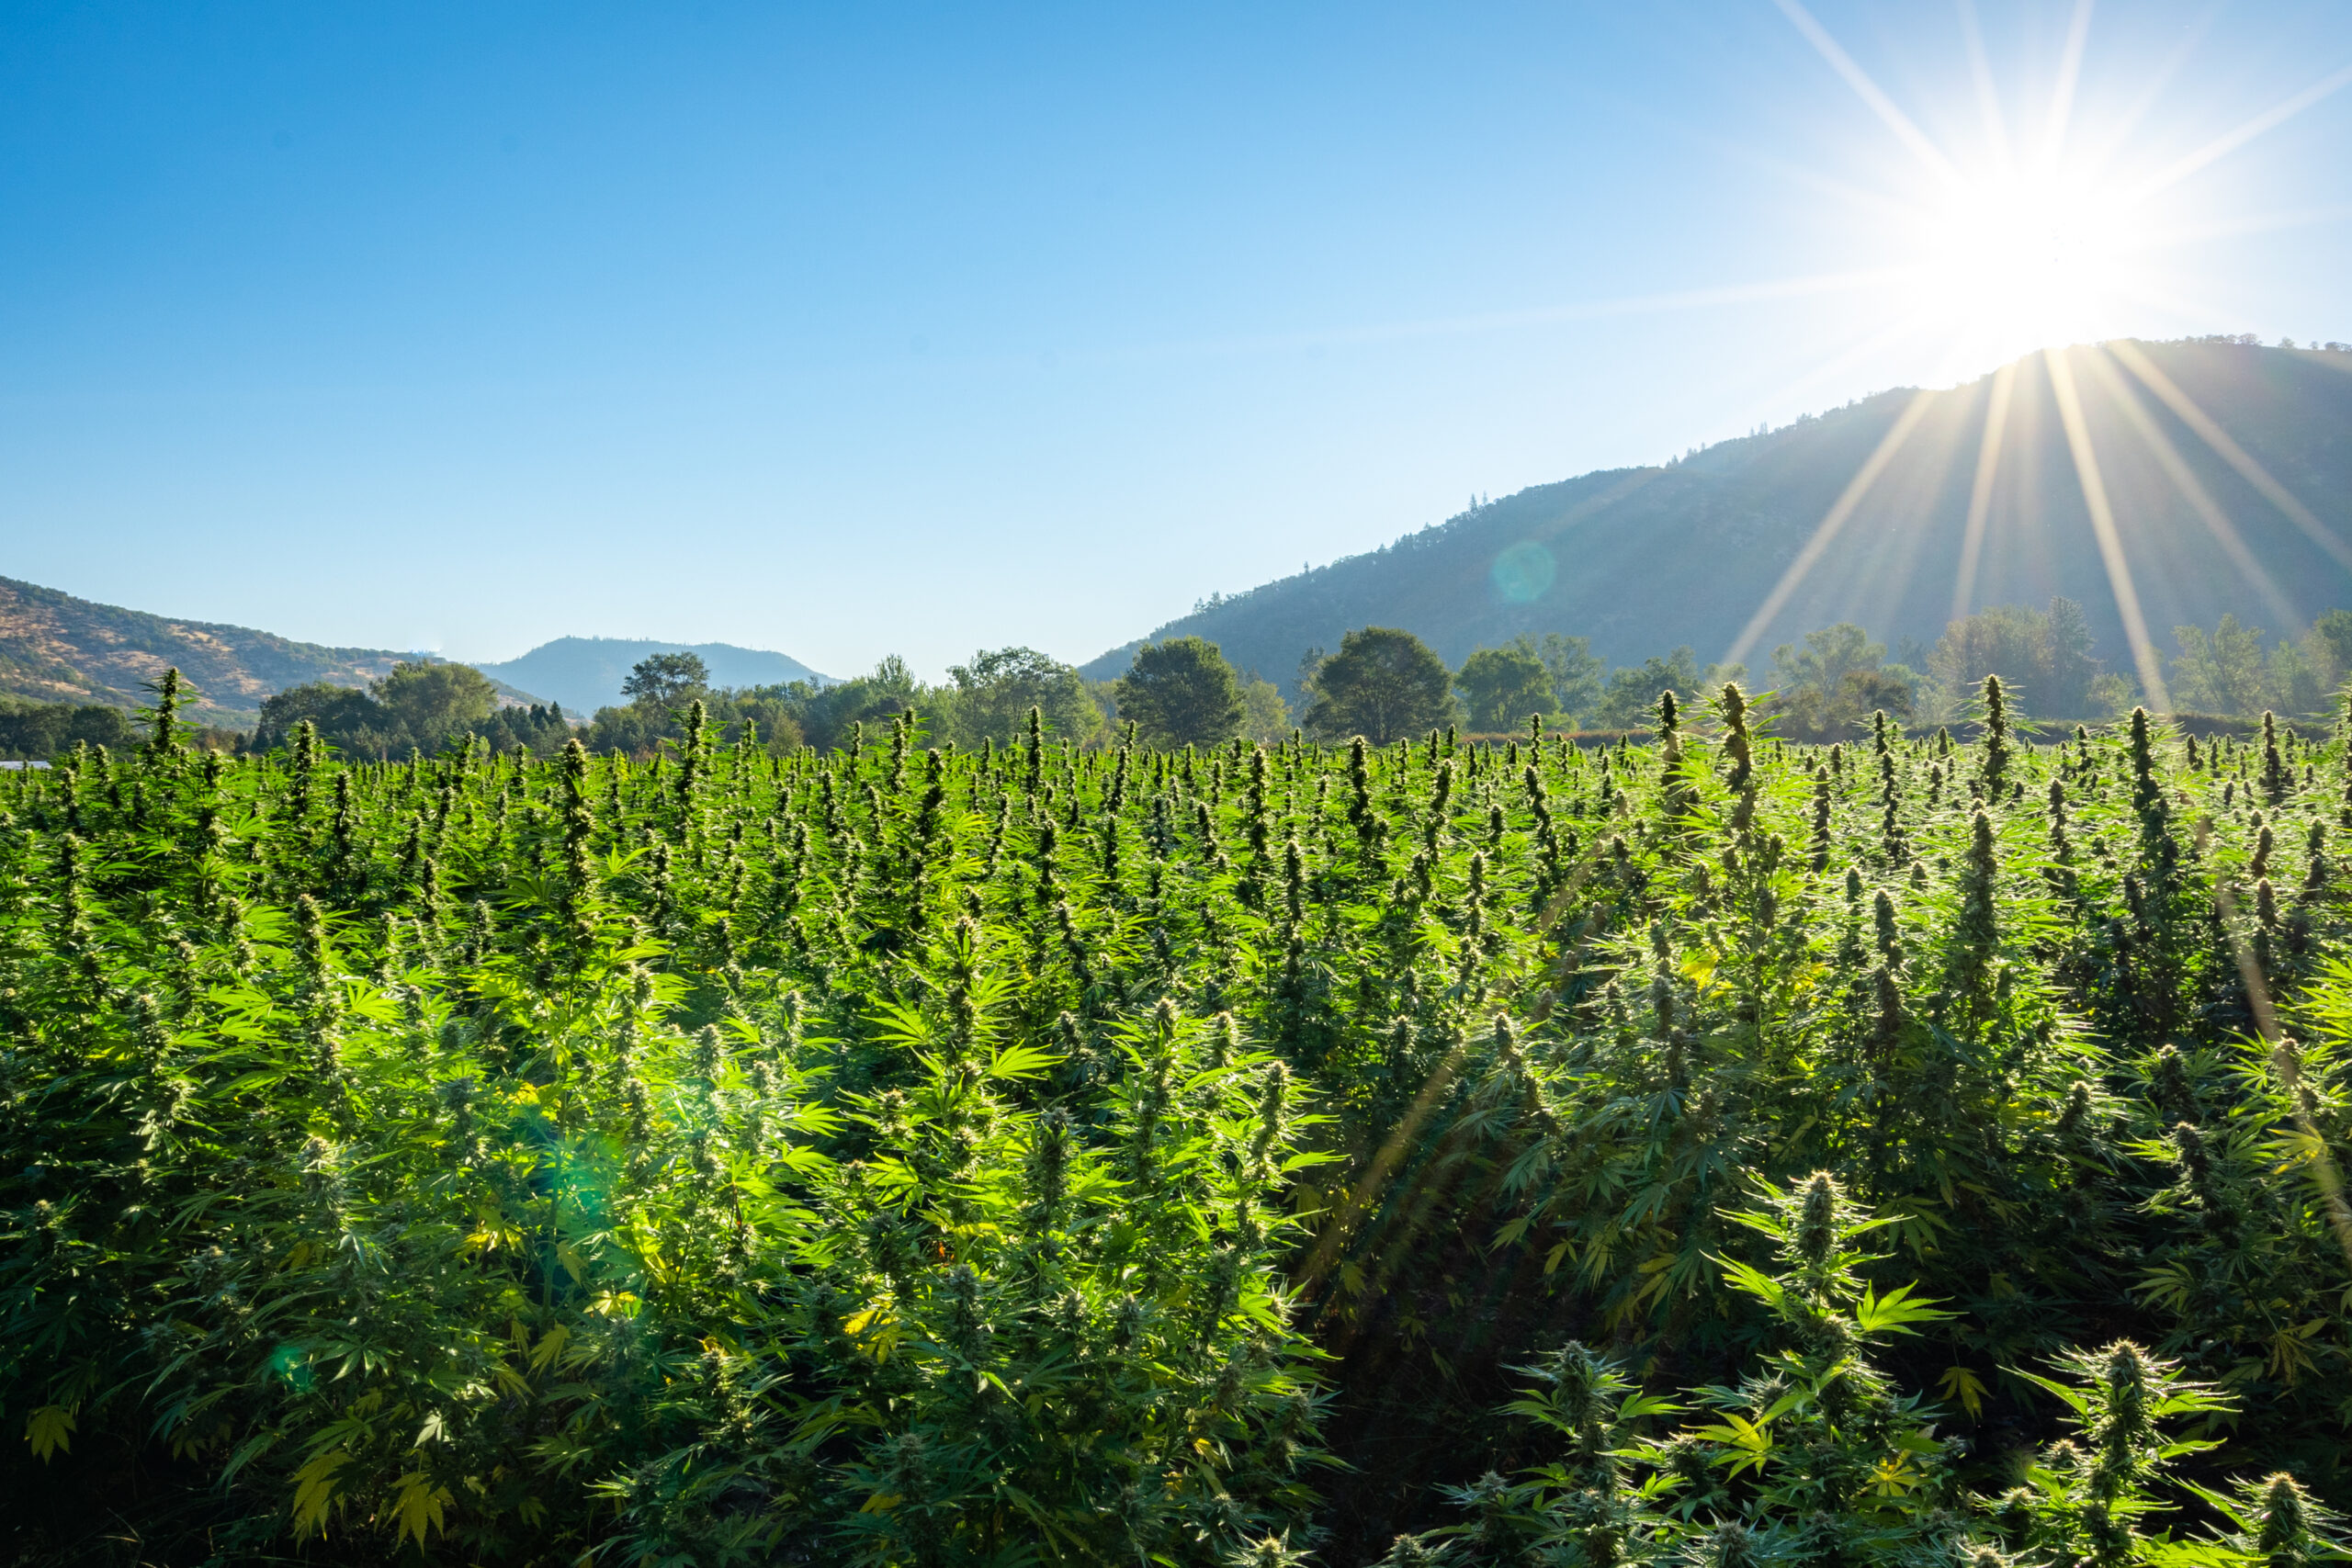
[4,1,2347,680]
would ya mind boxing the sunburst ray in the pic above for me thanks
[2079,344,2301,631]
[2040,0,2097,164]
[2105,338,2352,573]
[1954,0,2011,166]
[2131,59,2352,203]
[1724,389,1941,671]
[2044,345,2170,710]
[1772,0,1961,186]
[1950,359,2016,624]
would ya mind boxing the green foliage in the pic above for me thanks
[0,697,142,761]
[742,657,921,754]
[1238,676,1295,744]
[1520,633,1607,727]
[1764,624,1922,739]
[1589,647,1747,731]
[1991,1340,2238,1566]
[1411,1172,1979,1566]
[372,660,503,742]
[2170,614,2345,719]
[256,661,572,760]
[1304,627,1456,743]
[2311,611,2352,686]
[945,646,1108,750]
[1927,597,2099,719]
[620,650,711,707]
[585,653,808,758]
[1770,622,1888,700]
[1117,637,1248,748]
[1455,647,1553,734]
[4,661,2352,1565]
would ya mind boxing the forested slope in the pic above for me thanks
[1087,341,2352,693]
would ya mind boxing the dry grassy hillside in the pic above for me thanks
[0,576,412,725]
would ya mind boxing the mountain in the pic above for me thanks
[469,637,831,716]
[1082,339,2352,695]
[0,577,400,724]
[0,576,555,725]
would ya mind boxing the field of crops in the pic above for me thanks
[4,675,2348,1565]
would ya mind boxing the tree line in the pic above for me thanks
[6,598,2349,764]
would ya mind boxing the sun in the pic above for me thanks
[1719,0,2349,697]
[1903,164,2144,374]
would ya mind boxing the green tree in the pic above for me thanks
[620,651,710,708]
[1929,604,2057,716]
[1114,637,1245,748]
[774,656,926,752]
[2086,670,2137,718]
[252,681,401,755]
[0,698,142,761]
[2044,594,2098,714]
[1453,646,1552,733]
[1762,626,1920,739]
[2306,607,2352,689]
[1301,626,1455,743]
[1524,632,1604,722]
[1766,626,1908,739]
[1238,676,1292,743]
[2169,615,2271,715]
[1592,647,1701,730]
[1922,596,2098,717]
[2267,637,2328,716]
[371,660,500,748]
[1769,622,1885,702]
[946,647,1104,748]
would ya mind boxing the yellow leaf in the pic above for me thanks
[1869,1454,1922,1496]
[23,1404,74,1462]
[290,1448,350,1538]
[1938,1365,1988,1419]
[390,1472,453,1547]
[528,1324,571,1373]
[464,1224,525,1256]
[860,1492,903,1514]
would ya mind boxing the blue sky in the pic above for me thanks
[4,0,2347,680]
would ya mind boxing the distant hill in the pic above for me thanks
[0,577,504,724]
[0,577,552,725]
[1083,340,2352,696]
[470,638,831,716]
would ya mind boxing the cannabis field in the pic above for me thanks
[5,673,2350,1566]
